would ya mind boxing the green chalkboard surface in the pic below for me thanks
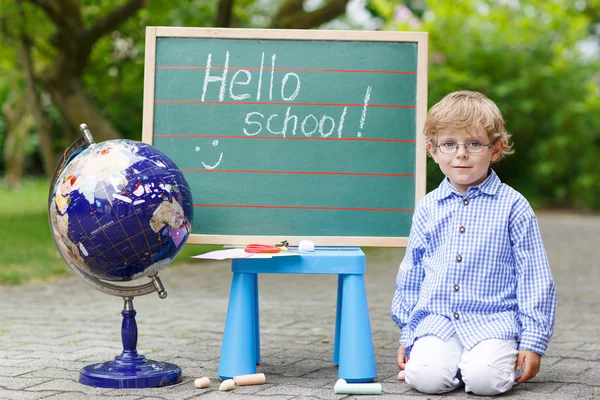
[143,27,427,247]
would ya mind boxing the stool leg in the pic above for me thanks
[218,272,257,379]
[253,273,260,364]
[338,274,377,383]
[333,274,343,365]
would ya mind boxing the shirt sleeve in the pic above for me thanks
[510,206,557,356]
[391,202,427,345]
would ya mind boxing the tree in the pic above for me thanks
[0,0,350,181]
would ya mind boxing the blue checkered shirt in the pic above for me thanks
[391,170,556,357]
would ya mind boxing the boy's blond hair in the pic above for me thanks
[423,90,514,161]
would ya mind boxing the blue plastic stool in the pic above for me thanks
[217,247,377,383]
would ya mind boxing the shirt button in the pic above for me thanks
[453,312,460,319]
[463,199,469,205]
[456,255,462,262]
[454,284,460,291]
[459,226,465,233]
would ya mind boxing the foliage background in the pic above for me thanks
[2,0,598,208]
[0,0,598,284]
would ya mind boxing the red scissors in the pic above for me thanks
[244,244,281,253]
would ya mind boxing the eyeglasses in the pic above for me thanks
[436,140,495,154]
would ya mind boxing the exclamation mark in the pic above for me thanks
[358,85,372,137]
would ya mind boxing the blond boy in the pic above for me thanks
[391,90,556,395]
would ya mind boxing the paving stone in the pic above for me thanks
[0,389,59,400]
[42,394,145,400]
[551,383,600,400]
[253,385,338,399]
[0,359,29,367]
[25,378,111,395]
[0,366,42,378]
[0,351,29,358]
[10,359,87,371]
[0,377,52,390]
[18,367,83,380]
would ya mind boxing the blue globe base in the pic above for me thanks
[79,298,182,388]
[79,353,182,388]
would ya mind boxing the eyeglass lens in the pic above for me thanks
[438,141,485,154]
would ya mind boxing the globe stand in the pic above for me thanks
[79,296,182,388]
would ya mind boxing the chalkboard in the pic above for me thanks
[142,27,427,247]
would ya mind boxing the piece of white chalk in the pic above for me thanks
[194,376,210,388]
[334,378,382,395]
[397,370,405,381]
[219,379,235,391]
[298,240,315,252]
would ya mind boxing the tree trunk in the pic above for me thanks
[271,0,350,29]
[46,78,121,144]
[18,36,56,179]
[216,0,234,27]
[1,90,33,189]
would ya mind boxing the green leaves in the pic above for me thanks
[398,0,600,209]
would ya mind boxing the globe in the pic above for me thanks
[49,138,193,282]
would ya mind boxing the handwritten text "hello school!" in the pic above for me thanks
[200,51,372,138]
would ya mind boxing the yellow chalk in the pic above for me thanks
[219,379,235,391]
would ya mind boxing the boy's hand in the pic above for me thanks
[515,350,541,383]
[397,345,409,370]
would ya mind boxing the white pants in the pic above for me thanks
[405,334,518,396]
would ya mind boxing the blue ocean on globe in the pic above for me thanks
[49,139,193,281]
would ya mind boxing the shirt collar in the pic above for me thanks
[434,169,501,201]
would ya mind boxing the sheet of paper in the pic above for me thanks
[191,248,253,260]
[192,248,303,260]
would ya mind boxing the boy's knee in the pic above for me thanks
[405,362,458,394]
[461,363,515,396]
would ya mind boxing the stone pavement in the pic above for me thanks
[0,212,598,400]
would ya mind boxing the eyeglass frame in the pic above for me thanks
[435,139,497,155]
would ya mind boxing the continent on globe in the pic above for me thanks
[49,139,194,282]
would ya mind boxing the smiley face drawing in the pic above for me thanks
[195,140,223,170]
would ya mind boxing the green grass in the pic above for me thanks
[0,178,220,285]
[0,178,68,284]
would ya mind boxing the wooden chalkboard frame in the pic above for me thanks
[142,27,427,247]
